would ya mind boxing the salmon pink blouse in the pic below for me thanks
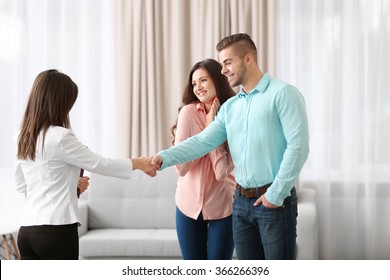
[174,103,236,220]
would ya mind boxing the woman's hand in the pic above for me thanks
[132,157,157,176]
[205,97,220,127]
[77,176,90,195]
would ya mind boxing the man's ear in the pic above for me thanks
[245,52,254,65]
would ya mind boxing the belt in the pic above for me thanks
[236,183,272,199]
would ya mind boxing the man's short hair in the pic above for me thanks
[216,33,257,61]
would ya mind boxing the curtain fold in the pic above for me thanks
[0,0,119,172]
[116,0,276,157]
[276,0,390,259]
[0,0,277,162]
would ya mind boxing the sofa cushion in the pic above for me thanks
[79,228,181,258]
[88,166,178,229]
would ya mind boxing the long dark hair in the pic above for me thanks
[170,59,235,145]
[17,69,78,160]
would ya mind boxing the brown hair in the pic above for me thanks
[170,59,235,145]
[216,33,258,62]
[17,69,78,160]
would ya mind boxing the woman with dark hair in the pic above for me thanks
[152,33,309,260]
[171,59,236,259]
[15,69,155,260]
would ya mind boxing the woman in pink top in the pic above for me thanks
[171,59,236,259]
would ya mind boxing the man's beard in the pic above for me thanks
[230,63,246,88]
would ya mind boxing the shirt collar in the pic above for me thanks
[238,73,271,98]
[196,102,206,112]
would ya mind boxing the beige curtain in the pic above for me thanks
[116,0,275,157]
[276,0,390,259]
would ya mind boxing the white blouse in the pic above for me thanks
[15,126,133,227]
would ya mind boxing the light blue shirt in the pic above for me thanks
[160,73,309,206]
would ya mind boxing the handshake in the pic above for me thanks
[76,155,161,198]
[131,155,163,177]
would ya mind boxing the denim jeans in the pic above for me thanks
[232,187,297,260]
[176,207,234,260]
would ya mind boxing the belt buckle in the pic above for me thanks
[241,187,256,199]
[237,183,271,199]
[247,188,257,198]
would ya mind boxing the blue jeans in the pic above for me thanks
[176,207,234,260]
[232,187,297,260]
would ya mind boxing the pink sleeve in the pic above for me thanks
[174,107,204,176]
[208,143,235,181]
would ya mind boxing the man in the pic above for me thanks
[151,33,309,259]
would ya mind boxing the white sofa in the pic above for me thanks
[78,166,318,259]
[296,186,318,259]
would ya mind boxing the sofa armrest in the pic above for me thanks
[296,188,318,260]
[78,200,88,237]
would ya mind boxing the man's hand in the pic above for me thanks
[150,154,163,170]
[253,195,278,208]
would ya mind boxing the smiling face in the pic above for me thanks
[191,68,217,111]
[219,45,248,88]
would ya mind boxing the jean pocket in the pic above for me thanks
[259,203,284,211]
